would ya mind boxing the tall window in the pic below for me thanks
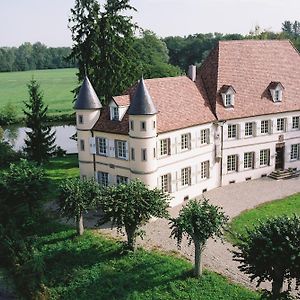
[161,174,171,193]
[245,122,253,136]
[228,124,237,139]
[131,148,135,160]
[130,120,134,130]
[200,129,210,144]
[78,115,83,124]
[260,149,270,166]
[291,144,300,160]
[115,140,127,159]
[97,172,108,186]
[116,175,128,184]
[201,161,209,179]
[261,120,269,134]
[96,137,107,155]
[141,149,147,161]
[80,139,85,151]
[160,138,170,156]
[141,121,146,131]
[244,152,254,169]
[227,155,237,172]
[112,107,119,120]
[275,90,280,102]
[181,133,190,150]
[181,167,191,186]
[277,118,285,131]
[225,94,232,106]
[292,116,300,129]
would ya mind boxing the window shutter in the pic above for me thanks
[231,94,235,106]
[191,165,197,185]
[168,138,171,155]
[284,118,288,132]
[238,124,243,139]
[268,149,271,166]
[125,142,129,160]
[223,125,228,140]
[252,122,257,137]
[95,171,99,183]
[188,133,192,149]
[89,137,96,154]
[108,174,114,185]
[170,171,176,193]
[270,120,275,134]
[108,139,115,157]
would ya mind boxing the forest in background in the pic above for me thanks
[0,21,299,76]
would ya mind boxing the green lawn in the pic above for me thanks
[227,193,300,243]
[34,225,259,300]
[0,68,77,117]
[44,154,80,200]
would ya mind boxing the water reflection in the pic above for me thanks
[4,125,78,154]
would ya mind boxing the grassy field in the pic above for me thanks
[227,193,300,243]
[0,68,77,118]
[34,225,259,300]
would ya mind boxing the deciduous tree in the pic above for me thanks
[233,215,300,299]
[170,199,228,277]
[97,180,170,251]
[58,178,100,235]
[23,79,56,164]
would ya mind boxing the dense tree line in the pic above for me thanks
[164,20,300,72]
[0,42,76,72]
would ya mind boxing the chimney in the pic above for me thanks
[188,65,197,81]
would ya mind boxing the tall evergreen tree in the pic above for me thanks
[23,79,56,164]
[69,0,139,104]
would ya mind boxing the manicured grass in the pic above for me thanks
[227,193,300,243]
[44,154,80,200]
[0,68,77,117]
[35,224,259,300]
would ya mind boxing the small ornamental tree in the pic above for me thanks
[233,215,300,299]
[23,79,56,164]
[170,199,228,277]
[97,180,170,251]
[58,178,100,236]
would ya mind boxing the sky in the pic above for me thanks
[0,0,299,47]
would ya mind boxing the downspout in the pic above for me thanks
[91,130,96,175]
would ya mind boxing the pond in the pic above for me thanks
[4,125,78,154]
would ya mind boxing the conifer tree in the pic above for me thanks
[23,79,56,164]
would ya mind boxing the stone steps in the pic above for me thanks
[269,169,300,180]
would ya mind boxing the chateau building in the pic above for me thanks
[74,40,300,207]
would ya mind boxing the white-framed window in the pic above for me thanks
[181,167,191,186]
[201,160,210,179]
[141,121,146,131]
[141,149,147,161]
[291,144,300,160]
[261,120,269,134]
[277,118,285,131]
[228,124,237,139]
[260,149,270,166]
[97,172,108,186]
[200,129,210,144]
[78,115,83,124]
[131,148,135,160]
[160,138,170,156]
[111,107,119,120]
[130,120,134,130]
[181,133,191,150]
[96,137,107,156]
[225,94,232,106]
[292,116,300,129]
[245,122,253,137]
[80,139,85,151]
[244,152,254,169]
[161,174,171,193]
[115,140,127,159]
[227,155,237,172]
[116,175,128,184]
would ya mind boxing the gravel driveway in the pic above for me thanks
[94,176,300,293]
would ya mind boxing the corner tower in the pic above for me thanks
[74,76,102,178]
[128,78,158,187]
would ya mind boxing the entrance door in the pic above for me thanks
[275,144,285,170]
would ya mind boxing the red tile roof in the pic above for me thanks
[93,40,300,134]
[200,40,300,121]
[112,95,130,106]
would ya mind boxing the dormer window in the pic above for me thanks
[220,85,236,108]
[268,81,284,103]
[111,107,119,120]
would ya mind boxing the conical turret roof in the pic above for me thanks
[74,76,102,110]
[128,78,157,115]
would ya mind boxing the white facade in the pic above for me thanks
[76,109,300,207]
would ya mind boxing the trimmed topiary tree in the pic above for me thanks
[58,178,100,236]
[170,198,228,277]
[97,179,170,251]
[233,215,300,299]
